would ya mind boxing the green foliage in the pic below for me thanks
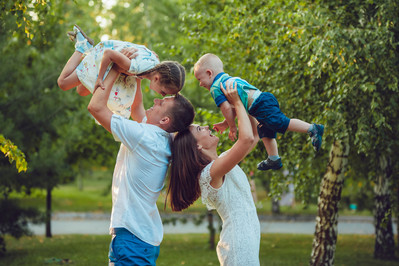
[0,135,27,173]
[176,0,399,207]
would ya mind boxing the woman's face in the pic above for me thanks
[189,124,219,149]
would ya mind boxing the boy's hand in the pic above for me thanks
[228,126,237,141]
[94,78,105,93]
[213,120,228,133]
[120,47,139,60]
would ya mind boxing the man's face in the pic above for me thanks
[145,96,175,125]
[194,66,213,90]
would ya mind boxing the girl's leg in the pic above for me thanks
[57,51,83,91]
[287,119,311,133]
[76,85,91,96]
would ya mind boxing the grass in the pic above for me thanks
[2,234,398,266]
[9,168,373,217]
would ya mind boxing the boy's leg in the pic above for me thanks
[262,137,278,156]
[287,119,324,152]
[257,137,283,171]
[286,119,310,133]
[255,123,283,171]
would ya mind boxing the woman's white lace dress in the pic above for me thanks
[199,159,260,266]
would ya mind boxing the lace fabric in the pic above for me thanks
[199,159,260,266]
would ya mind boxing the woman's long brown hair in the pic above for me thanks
[167,128,211,211]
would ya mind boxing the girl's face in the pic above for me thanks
[189,124,219,150]
[149,74,176,96]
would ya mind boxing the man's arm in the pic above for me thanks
[130,78,146,122]
[87,67,120,133]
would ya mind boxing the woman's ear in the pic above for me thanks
[197,144,202,150]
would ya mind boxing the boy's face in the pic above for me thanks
[194,66,213,90]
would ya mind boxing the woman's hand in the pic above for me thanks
[220,81,240,105]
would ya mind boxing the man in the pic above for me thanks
[88,67,194,265]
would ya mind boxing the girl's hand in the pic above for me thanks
[220,81,240,104]
[94,78,105,93]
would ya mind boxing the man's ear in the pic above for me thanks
[160,116,170,125]
[206,69,213,78]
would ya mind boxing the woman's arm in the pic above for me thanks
[209,82,254,187]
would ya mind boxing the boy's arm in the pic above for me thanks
[88,67,120,133]
[130,78,146,122]
[95,49,132,91]
[219,101,237,141]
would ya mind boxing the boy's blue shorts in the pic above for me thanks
[248,92,290,139]
[108,228,160,266]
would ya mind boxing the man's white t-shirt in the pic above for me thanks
[110,114,171,246]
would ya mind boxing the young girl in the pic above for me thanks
[58,25,185,119]
[168,82,261,265]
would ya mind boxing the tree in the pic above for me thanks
[176,0,398,264]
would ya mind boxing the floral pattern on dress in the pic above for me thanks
[76,40,159,119]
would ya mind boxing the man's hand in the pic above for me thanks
[120,47,139,60]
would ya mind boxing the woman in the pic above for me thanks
[167,82,261,265]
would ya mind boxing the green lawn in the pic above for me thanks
[2,234,398,266]
[9,168,373,217]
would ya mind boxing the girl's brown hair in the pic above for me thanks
[167,128,211,211]
[138,61,185,94]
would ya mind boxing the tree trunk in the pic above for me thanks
[310,139,349,266]
[272,197,280,214]
[374,156,395,260]
[45,186,52,238]
[207,210,215,250]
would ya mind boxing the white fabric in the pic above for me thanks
[110,114,171,246]
[76,40,160,119]
[199,155,260,266]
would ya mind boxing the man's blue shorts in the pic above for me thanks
[108,228,160,266]
[248,92,290,139]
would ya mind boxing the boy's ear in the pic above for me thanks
[206,69,213,78]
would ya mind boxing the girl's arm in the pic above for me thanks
[95,49,132,91]
[209,82,254,188]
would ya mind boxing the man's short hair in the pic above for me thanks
[166,94,195,133]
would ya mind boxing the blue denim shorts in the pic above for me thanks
[248,92,290,139]
[108,228,160,266]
